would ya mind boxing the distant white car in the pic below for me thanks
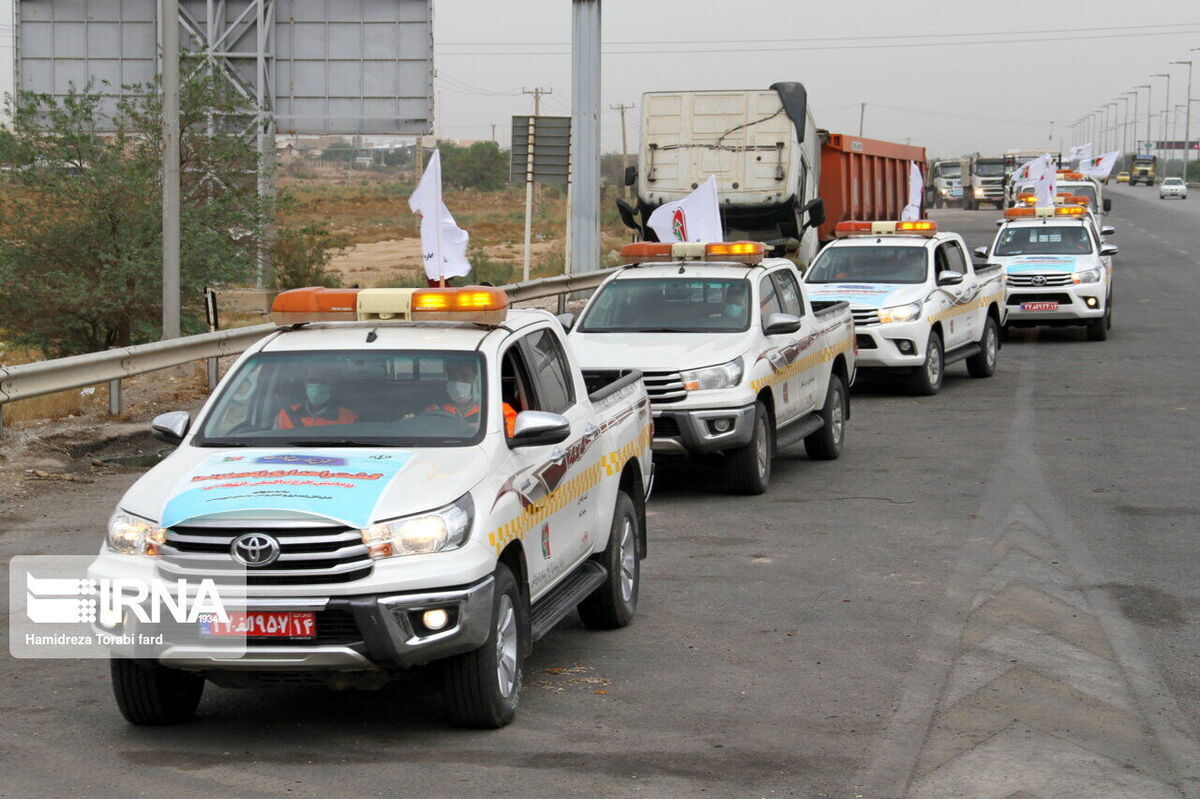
[1159,177,1187,200]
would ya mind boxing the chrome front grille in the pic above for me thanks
[641,370,687,404]
[1006,273,1073,287]
[851,308,882,326]
[159,524,373,585]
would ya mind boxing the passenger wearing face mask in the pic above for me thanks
[427,359,517,436]
[275,366,358,429]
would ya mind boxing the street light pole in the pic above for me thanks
[1175,59,1194,181]
[1152,73,1171,171]
[1118,95,1130,162]
[1135,84,1151,156]
[1108,102,1119,153]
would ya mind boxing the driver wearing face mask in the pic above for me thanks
[428,359,517,436]
[275,366,358,429]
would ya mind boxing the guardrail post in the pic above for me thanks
[108,379,122,416]
[207,357,219,390]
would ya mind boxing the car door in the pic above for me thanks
[947,238,985,345]
[759,267,820,423]
[514,327,598,595]
[933,240,972,349]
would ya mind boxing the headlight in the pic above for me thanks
[974,186,986,198]
[361,494,474,558]
[106,512,166,556]
[878,302,922,324]
[1073,267,1102,284]
[680,357,744,391]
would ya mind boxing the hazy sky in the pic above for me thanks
[3,1,1200,158]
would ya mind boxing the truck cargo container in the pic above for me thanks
[816,134,927,245]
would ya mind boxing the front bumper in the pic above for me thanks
[1004,283,1106,323]
[651,404,756,455]
[852,320,930,369]
[103,577,496,673]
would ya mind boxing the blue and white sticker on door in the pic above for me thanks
[1005,256,1078,274]
[806,284,902,308]
[161,451,411,529]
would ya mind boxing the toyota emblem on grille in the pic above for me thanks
[1031,275,1047,286]
[231,533,281,567]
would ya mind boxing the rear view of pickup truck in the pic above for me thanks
[569,240,854,495]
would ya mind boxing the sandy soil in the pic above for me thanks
[328,237,566,287]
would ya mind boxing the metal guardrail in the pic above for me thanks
[0,270,611,432]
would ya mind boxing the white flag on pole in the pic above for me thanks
[901,162,924,221]
[1078,150,1120,180]
[1068,142,1094,163]
[647,175,723,242]
[1032,153,1057,206]
[408,150,471,282]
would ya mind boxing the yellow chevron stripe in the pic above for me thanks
[926,291,1004,325]
[750,334,855,393]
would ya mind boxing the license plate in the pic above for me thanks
[198,611,316,638]
[1021,301,1059,312]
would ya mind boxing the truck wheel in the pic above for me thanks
[724,401,773,495]
[909,331,944,396]
[804,373,847,461]
[444,564,524,728]
[577,492,640,630]
[110,658,204,725]
[1087,295,1111,342]
[966,317,999,378]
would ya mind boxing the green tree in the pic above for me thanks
[320,140,356,162]
[439,141,509,191]
[0,71,262,356]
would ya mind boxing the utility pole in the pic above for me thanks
[490,123,497,143]
[161,0,181,339]
[1152,73,1170,171]
[569,0,601,274]
[858,103,866,137]
[1175,59,1193,180]
[523,86,552,116]
[610,102,633,200]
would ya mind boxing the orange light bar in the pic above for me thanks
[704,241,764,264]
[620,242,675,262]
[1004,207,1036,217]
[834,220,937,238]
[1057,170,1083,180]
[271,287,361,325]
[1055,205,1086,216]
[833,221,875,237]
[411,286,509,325]
[896,220,937,234]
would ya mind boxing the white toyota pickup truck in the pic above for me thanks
[90,286,652,728]
[568,241,855,495]
[804,220,1005,395]
[975,205,1118,341]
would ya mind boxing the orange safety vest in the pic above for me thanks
[276,404,358,429]
[428,402,518,436]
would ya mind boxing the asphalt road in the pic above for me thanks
[1,183,1198,798]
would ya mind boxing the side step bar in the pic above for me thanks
[942,343,981,367]
[774,411,824,452]
[529,561,607,642]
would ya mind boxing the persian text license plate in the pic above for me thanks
[199,611,316,638]
[1021,301,1059,312]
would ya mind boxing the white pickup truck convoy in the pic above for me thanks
[976,204,1118,341]
[803,221,1005,395]
[568,240,855,495]
[90,286,653,728]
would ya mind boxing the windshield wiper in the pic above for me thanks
[284,439,379,447]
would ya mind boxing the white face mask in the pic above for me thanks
[305,382,333,407]
[447,381,474,405]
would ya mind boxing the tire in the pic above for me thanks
[723,401,773,495]
[804,373,847,461]
[1087,295,1112,342]
[443,564,524,728]
[909,330,944,396]
[577,492,640,630]
[966,316,999,378]
[110,658,204,725]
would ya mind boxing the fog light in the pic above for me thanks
[713,418,732,433]
[897,340,915,354]
[422,608,450,631]
[1084,296,1099,308]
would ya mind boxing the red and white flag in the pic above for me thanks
[1068,143,1094,163]
[408,150,471,282]
[1078,150,1119,180]
[647,175,723,242]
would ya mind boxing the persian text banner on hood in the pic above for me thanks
[160,451,412,529]
[1004,256,1080,274]
[805,284,906,308]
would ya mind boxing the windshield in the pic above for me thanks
[195,350,488,448]
[806,246,928,284]
[578,277,751,332]
[1164,178,1184,185]
[934,165,962,178]
[994,226,1094,256]
[975,162,1006,176]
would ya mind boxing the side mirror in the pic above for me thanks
[555,312,575,331]
[973,246,989,259]
[1100,244,1119,257]
[1101,225,1115,236]
[995,220,1005,228]
[614,197,643,236]
[151,411,190,445]
[1103,198,1112,213]
[508,411,571,448]
[937,271,965,286]
[623,165,638,187]
[802,197,826,229]
[764,312,803,336]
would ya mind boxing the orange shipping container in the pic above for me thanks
[817,133,928,244]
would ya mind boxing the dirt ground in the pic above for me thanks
[329,237,566,287]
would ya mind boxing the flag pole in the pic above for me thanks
[435,150,446,288]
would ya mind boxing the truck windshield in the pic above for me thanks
[975,162,1006,176]
[578,277,751,333]
[994,227,1093,256]
[806,246,928,284]
[934,166,961,178]
[194,350,489,448]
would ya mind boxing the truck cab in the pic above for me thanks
[569,241,855,495]
[1129,155,1157,186]
[976,206,1118,341]
[961,156,1008,210]
[929,160,963,208]
[91,286,653,729]
[803,221,1005,395]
